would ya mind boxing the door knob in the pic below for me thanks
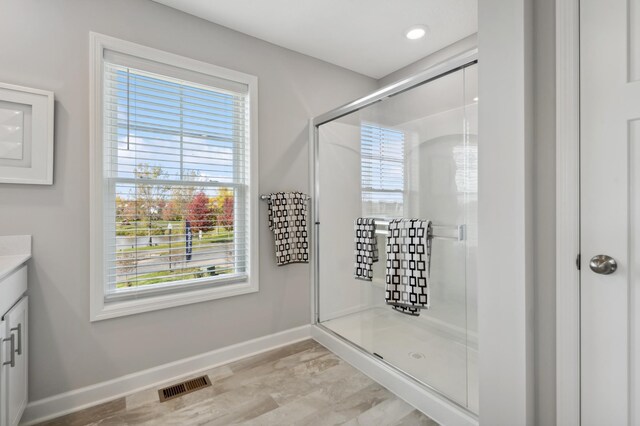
[589,255,617,275]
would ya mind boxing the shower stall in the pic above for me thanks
[310,50,478,422]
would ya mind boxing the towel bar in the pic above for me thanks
[373,219,466,242]
[259,194,312,201]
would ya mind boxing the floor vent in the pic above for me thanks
[158,375,212,402]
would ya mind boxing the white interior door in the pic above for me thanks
[581,0,640,424]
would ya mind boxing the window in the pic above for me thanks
[360,124,405,217]
[453,144,478,194]
[90,34,258,321]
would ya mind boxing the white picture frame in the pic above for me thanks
[0,82,54,185]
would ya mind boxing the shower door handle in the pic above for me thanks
[589,255,617,275]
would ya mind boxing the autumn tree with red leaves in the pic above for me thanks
[187,192,213,232]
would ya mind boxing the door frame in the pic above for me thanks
[556,0,581,424]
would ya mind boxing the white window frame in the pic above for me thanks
[89,33,259,321]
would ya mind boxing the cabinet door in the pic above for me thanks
[3,297,27,426]
[0,319,6,426]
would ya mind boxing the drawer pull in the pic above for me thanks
[11,323,21,355]
[2,334,15,368]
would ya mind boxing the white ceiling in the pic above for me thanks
[152,0,477,79]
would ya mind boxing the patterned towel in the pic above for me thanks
[267,192,309,266]
[385,219,432,316]
[354,218,379,281]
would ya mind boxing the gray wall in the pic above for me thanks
[377,34,478,88]
[0,0,376,401]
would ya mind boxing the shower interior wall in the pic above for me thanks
[318,66,478,338]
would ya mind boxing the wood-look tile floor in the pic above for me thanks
[37,340,438,426]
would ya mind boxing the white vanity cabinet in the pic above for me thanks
[0,265,28,426]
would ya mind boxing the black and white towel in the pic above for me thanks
[354,218,379,281]
[385,219,432,316]
[267,192,309,266]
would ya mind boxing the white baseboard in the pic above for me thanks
[21,325,312,425]
[311,325,478,426]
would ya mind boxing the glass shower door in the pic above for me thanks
[315,63,478,413]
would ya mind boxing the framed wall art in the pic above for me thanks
[0,82,54,185]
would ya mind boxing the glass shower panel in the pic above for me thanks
[463,64,478,414]
[317,64,478,412]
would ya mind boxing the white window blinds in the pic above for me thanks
[360,124,405,218]
[103,58,250,298]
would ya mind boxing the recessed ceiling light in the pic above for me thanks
[405,25,428,40]
[473,97,479,102]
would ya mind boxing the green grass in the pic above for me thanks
[116,266,234,288]
[116,221,233,237]
[115,221,235,288]
[117,231,233,253]
[116,221,172,237]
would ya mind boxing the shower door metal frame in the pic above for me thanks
[309,48,478,415]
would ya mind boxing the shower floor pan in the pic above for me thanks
[320,306,478,414]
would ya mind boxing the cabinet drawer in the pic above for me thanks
[0,265,27,318]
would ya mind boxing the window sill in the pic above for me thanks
[90,277,258,322]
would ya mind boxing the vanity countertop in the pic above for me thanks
[0,254,31,281]
[0,235,32,281]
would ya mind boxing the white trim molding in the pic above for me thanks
[20,325,311,425]
[555,0,581,424]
